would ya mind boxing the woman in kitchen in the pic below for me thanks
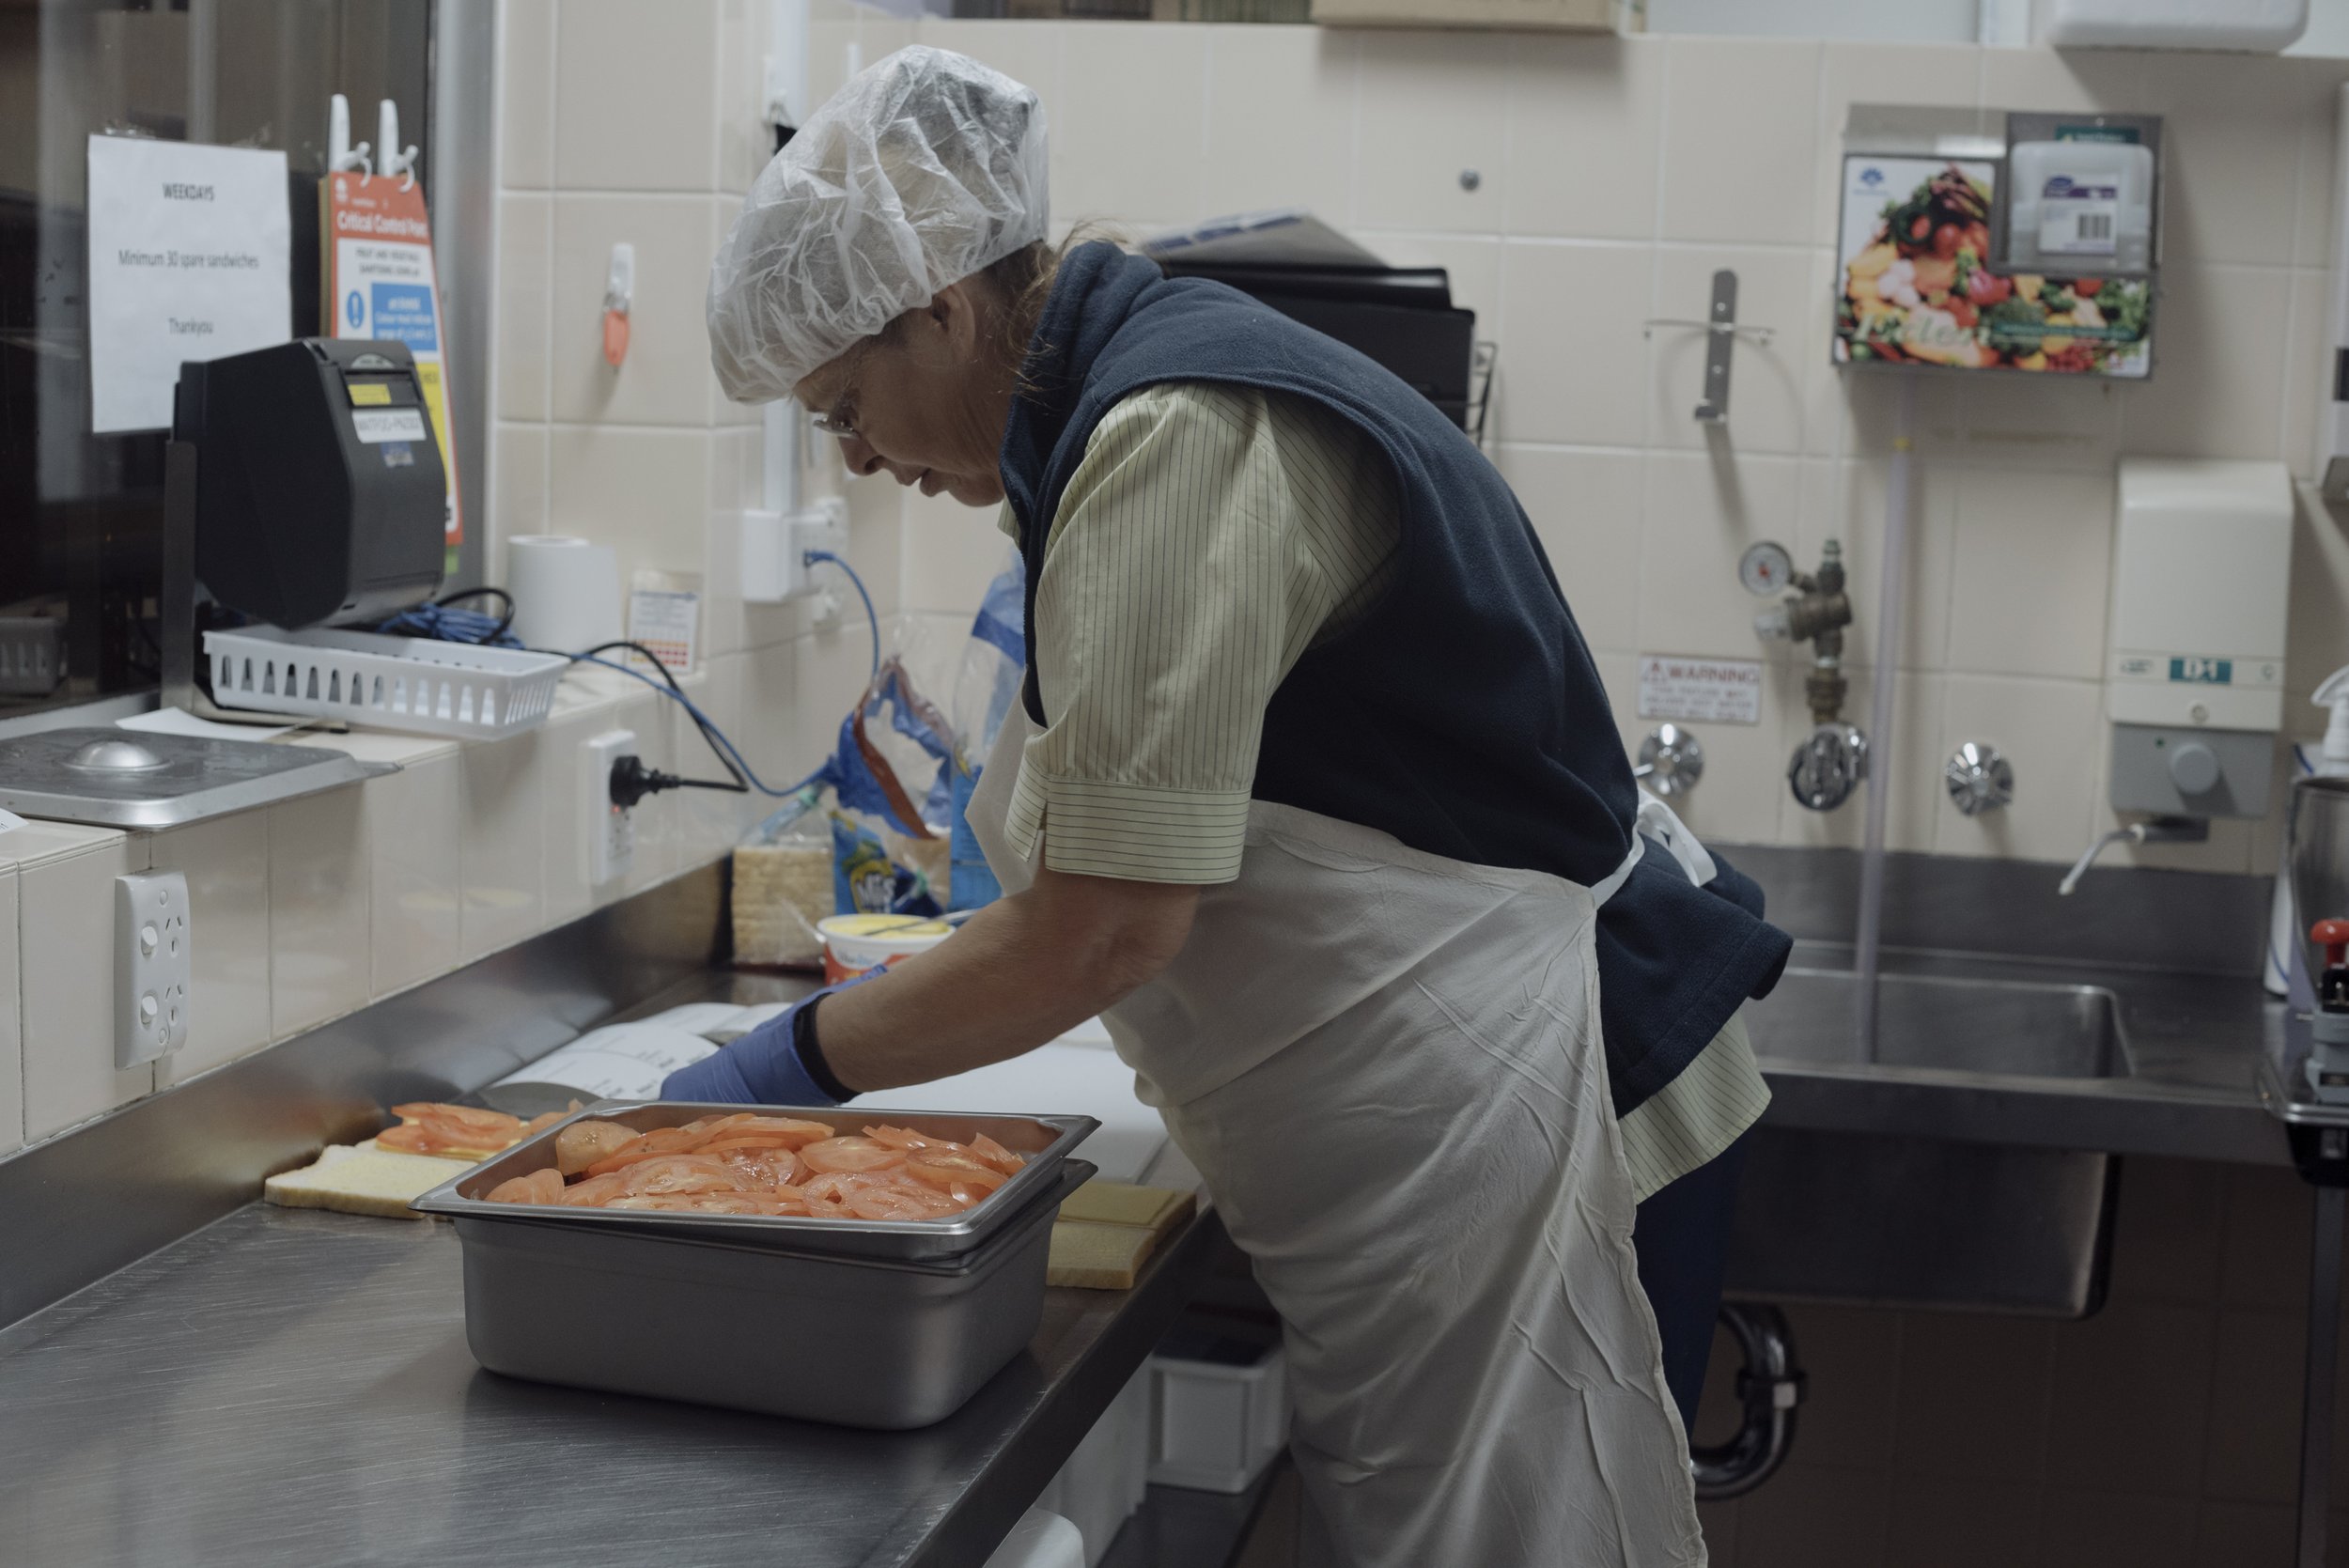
[674,45,1790,1568]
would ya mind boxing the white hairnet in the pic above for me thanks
[708,45,1050,402]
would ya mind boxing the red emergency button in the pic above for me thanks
[2311,919,2349,969]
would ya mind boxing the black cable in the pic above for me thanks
[608,754,753,809]
[431,585,517,644]
[569,640,751,795]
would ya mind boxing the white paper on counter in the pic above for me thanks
[86,136,291,433]
[853,1043,1169,1184]
[118,707,296,741]
[0,808,22,835]
[490,1023,717,1101]
[640,1001,768,1039]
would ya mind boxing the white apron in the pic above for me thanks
[966,712,1705,1568]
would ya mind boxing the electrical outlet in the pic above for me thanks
[790,496,850,579]
[116,871,191,1069]
[583,728,638,887]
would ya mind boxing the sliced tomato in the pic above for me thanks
[969,1135,1026,1177]
[801,1136,909,1174]
[621,1155,748,1197]
[908,1153,1008,1193]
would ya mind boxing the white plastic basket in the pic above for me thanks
[0,617,63,697]
[204,625,568,739]
[1146,1337,1288,1495]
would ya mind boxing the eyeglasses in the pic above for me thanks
[808,345,870,440]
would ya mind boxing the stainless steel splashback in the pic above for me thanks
[0,861,726,1329]
[1726,842,2270,978]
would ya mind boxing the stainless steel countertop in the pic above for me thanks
[1751,941,2288,1166]
[0,1194,1223,1568]
[0,843,2302,1565]
[0,955,1226,1568]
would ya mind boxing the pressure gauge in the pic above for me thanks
[1739,541,1795,598]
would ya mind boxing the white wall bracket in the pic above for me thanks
[739,496,850,604]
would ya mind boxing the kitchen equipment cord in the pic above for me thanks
[804,550,880,682]
[375,587,521,646]
[380,549,884,803]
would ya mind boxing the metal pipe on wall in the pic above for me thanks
[1853,375,1918,1060]
[429,0,497,593]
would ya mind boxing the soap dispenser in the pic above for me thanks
[2060,459,2292,893]
[2268,666,2349,996]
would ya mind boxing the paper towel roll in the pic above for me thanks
[506,535,621,654]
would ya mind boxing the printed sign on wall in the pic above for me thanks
[1638,656,1764,725]
[325,171,462,551]
[86,136,291,432]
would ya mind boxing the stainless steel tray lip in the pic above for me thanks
[455,1159,1097,1281]
[410,1100,1099,1264]
[452,1157,1092,1276]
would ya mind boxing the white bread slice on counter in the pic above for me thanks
[264,1143,474,1219]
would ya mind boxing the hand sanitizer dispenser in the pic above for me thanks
[2105,459,2293,818]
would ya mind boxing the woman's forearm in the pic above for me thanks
[811,865,1199,1093]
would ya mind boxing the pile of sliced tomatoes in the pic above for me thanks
[483,1114,1028,1222]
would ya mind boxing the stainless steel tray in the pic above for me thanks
[410,1101,1098,1265]
[455,1159,1094,1428]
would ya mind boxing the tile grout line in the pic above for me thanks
[1633,35,1675,655]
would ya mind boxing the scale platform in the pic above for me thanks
[0,727,386,830]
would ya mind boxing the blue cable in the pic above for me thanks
[375,601,522,646]
[554,549,881,797]
[385,551,881,800]
[804,549,880,682]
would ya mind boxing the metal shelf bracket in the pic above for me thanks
[1643,269,1772,425]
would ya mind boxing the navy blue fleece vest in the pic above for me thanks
[1001,244,1790,1113]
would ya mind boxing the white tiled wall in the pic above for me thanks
[0,865,20,1160]
[819,12,2349,880]
[0,663,745,1155]
[487,0,896,799]
[367,749,463,998]
[149,811,271,1081]
[8,825,151,1143]
[11,8,2349,1160]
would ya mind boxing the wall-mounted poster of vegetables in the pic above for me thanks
[1833,156,2151,377]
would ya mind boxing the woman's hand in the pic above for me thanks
[810,864,1199,1093]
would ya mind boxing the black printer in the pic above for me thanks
[172,336,446,630]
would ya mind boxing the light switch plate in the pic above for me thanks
[116,870,191,1068]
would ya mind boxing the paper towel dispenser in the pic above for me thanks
[2106,458,2293,819]
[171,337,445,630]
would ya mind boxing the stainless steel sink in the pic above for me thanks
[1748,968,2131,1079]
[1733,968,2131,1315]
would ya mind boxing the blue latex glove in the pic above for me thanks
[661,970,882,1106]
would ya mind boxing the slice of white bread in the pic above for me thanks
[1048,1221,1163,1290]
[1047,1183,1198,1289]
[263,1143,474,1219]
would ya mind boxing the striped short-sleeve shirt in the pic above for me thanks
[1000,381,1766,1197]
